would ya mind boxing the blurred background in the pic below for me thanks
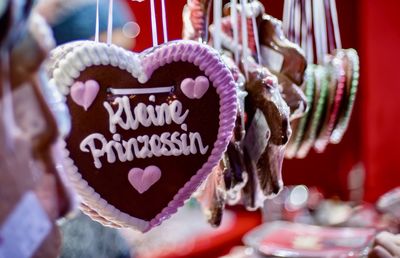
[34,0,400,257]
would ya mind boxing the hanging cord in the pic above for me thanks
[294,0,301,45]
[329,0,342,49]
[231,0,240,65]
[282,0,290,36]
[324,0,335,53]
[106,0,113,45]
[150,0,158,46]
[250,1,262,64]
[305,0,313,63]
[240,0,249,78]
[318,0,328,60]
[300,0,306,54]
[95,0,100,42]
[312,0,322,64]
[161,0,168,43]
[289,0,295,42]
[213,0,222,51]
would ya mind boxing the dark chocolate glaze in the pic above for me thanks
[225,142,246,190]
[276,73,308,120]
[257,144,284,195]
[241,146,257,210]
[244,67,289,196]
[259,14,307,86]
[66,62,220,221]
[245,69,290,146]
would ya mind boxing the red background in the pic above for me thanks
[127,0,400,203]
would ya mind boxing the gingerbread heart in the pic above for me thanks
[50,40,237,232]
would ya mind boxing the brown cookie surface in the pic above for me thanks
[67,62,220,221]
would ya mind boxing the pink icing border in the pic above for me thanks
[141,40,237,230]
[56,40,237,232]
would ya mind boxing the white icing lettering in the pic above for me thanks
[80,131,209,168]
[189,132,209,154]
[80,96,209,169]
[104,97,189,132]
[80,133,107,169]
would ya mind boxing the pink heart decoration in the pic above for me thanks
[194,76,210,98]
[180,78,195,99]
[70,80,100,111]
[181,76,210,99]
[128,166,162,194]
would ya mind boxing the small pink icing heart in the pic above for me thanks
[128,166,162,194]
[180,78,196,99]
[194,76,209,99]
[180,76,209,99]
[70,80,100,111]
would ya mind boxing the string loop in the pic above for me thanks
[161,0,168,43]
[95,0,100,42]
[106,0,114,45]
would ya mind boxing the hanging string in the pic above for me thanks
[324,0,335,53]
[250,1,261,64]
[294,0,301,45]
[106,0,113,45]
[301,0,307,53]
[95,0,100,42]
[231,0,240,65]
[330,0,342,49]
[314,1,327,64]
[318,0,328,59]
[305,0,313,63]
[312,0,322,64]
[240,0,249,78]
[213,0,222,51]
[288,0,295,42]
[282,0,290,36]
[160,0,168,43]
[150,0,158,46]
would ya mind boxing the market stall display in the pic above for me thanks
[3,0,393,257]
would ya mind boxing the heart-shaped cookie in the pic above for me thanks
[51,40,237,232]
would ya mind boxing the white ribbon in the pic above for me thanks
[305,0,313,63]
[106,0,113,45]
[150,0,158,46]
[330,0,342,49]
[213,0,222,51]
[231,0,240,65]
[95,0,100,42]
[240,0,249,78]
[161,0,168,43]
[250,1,262,64]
